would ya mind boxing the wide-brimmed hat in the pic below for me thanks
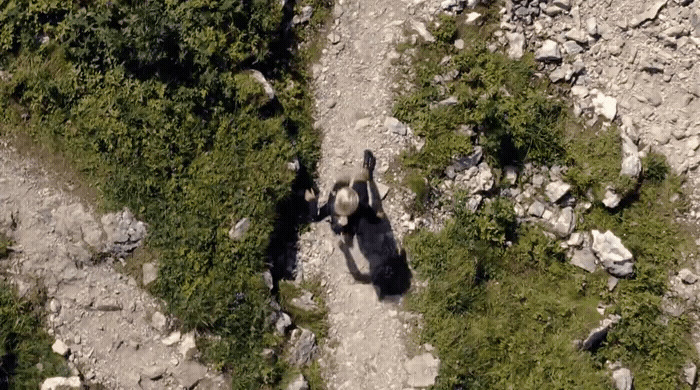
[334,187,359,226]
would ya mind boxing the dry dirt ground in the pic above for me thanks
[0,139,229,390]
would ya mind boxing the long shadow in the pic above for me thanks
[338,182,412,300]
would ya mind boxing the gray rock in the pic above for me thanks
[174,361,207,390]
[646,90,663,107]
[570,248,597,272]
[545,181,571,203]
[286,374,309,390]
[275,312,292,335]
[438,96,458,106]
[552,207,576,238]
[100,208,147,256]
[549,67,568,83]
[563,41,584,55]
[466,195,483,212]
[528,201,546,218]
[602,189,622,209]
[263,270,274,291]
[612,367,633,390]
[141,366,167,380]
[684,362,697,386]
[506,32,525,59]
[249,70,276,101]
[630,0,667,28]
[620,134,641,178]
[567,232,583,247]
[142,262,158,286]
[679,268,698,284]
[376,183,390,200]
[290,291,318,311]
[52,339,70,356]
[288,328,318,366]
[446,146,483,175]
[504,166,518,185]
[608,276,619,291]
[385,116,408,136]
[535,40,561,62]
[592,93,617,121]
[228,218,250,241]
[40,377,82,390]
[591,230,634,278]
[542,6,564,16]
[405,353,440,388]
[580,314,621,351]
[458,162,494,195]
[552,0,571,10]
[292,5,313,25]
[565,29,588,44]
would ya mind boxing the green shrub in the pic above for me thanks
[643,152,669,183]
[432,15,457,44]
[0,0,325,387]
[0,282,70,388]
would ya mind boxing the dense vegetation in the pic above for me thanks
[0,0,328,387]
[0,280,70,388]
[397,11,696,389]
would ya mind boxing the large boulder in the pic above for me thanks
[41,377,82,390]
[545,181,571,203]
[551,207,576,238]
[570,248,597,273]
[591,230,634,278]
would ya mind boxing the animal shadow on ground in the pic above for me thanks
[338,182,412,300]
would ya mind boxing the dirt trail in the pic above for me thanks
[0,140,229,390]
[296,0,443,388]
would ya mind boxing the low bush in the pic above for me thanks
[0,0,326,387]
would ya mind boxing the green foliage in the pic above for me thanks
[564,125,636,199]
[643,152,669,183]
[401,11,695,390]
[0,0,327,387]
[278,280,328,341]
[0,282,70,388]
[432,15,457,44]
[0,233,9,259]
[394,32,566,178]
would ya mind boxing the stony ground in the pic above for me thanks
[0,139,229,390]
[295,0,448,388]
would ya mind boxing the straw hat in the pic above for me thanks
[334,186,359,226]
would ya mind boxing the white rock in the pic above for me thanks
[591,230,634,278]
[592,93,617,121]
[162,331,181,346]
[545,181,571,203]
[612,367,633,390]
[228,218,250,241]
[465,12,481,24]
[567,232,583,247]
[571,85,589,98]
[275,312,292,334]
[52,339,70,356]
[410,20,435,42]
[528,201,545,218]
[603,189,622,209]
[620,134,641,178]
[454,39,465,50]
[151,311,168,332]
[504,166,518,185]
[586,17,598,36]
[180,332,197,360]
[41,377,82,390]
[249,70,275,101]
[535,40,561,62]
[630,0,667,28]
[551,207,576,237]
[687,136,700,151]
[506,32,525,60]
[405,353,440,388]
[142,262,158,286]
[385,116,408,136]
[286,374,309,390]
[49,299,61,314]
[684,362,697,386]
